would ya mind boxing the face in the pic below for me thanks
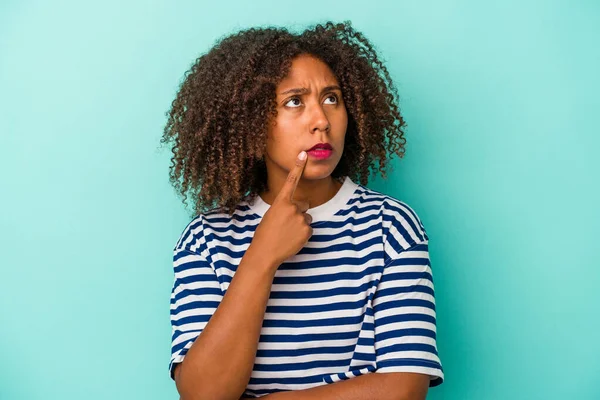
[264,53,348,181]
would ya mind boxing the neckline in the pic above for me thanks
[246,176,358,223]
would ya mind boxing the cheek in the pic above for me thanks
[268,118,302,152]
[336,109,349,133]
[274,114,297,136]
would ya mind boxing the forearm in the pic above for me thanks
[257,372,428,400]
[176,245,278,400]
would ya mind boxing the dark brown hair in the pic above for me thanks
[160,20,408,217]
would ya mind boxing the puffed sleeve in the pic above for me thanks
[374,200,444,386]
[169,217,224,380]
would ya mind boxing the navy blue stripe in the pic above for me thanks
[373,285,434,301]
[262,315,363,328]
[267,280,379,299]
[377,342,439,356]
[372,299,436,313]
[385,202,425,243]
[377,358,442,370]
[272,266,380,285]
[175,314,212,326]
[375,327,437,341]
[173,287,223,299]
[375,313,436,326]
[178,274,221,285]
[248,374,324,386]
[169,183,443,390]
[172,300,220,314]
[259,331,359,343]
[256,345,356,358]
[253,358,350,372]
[266,298,369,314]
[171,335,198,353]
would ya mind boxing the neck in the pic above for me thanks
[260,174,343,208]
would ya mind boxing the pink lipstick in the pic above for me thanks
[307,143,333,160]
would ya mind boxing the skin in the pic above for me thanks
[240,54,431,400]
[241,372,430,399]
[259,53,347,208]
[174,53,432,400]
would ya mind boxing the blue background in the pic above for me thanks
[1,0,598,399]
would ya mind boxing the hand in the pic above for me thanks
[250,150,313,267]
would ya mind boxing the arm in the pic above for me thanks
[174,245,278,400]
[174,151,313,400]
[246,372,429,400]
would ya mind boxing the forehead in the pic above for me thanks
[277,54,338,90]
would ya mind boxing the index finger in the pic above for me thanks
[277,150,308,202]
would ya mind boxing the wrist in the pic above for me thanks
[244,244,280,274]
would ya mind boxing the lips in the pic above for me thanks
[306,143,333,160]
[308,143,333,151]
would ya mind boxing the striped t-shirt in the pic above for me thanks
[169,175,444,396]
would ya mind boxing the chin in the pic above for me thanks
[301,165,337,180]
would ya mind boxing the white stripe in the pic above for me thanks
[254,351,354,365]
[377,350,440,363]
[169,184,443,393]
[377,336,437,348]
[258,338,358,350]
[374,320,437,335]
[374,306,436,320]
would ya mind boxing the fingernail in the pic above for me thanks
[299,151,307,160]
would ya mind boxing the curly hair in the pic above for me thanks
[160,20,408,217]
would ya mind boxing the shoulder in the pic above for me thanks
[174,214,206,253]
[173,205,225,251]
[357,184,428,254]
[173,202,258,253]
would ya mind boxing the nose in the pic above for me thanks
[310,103,330,133]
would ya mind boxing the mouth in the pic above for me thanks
[307,143,333,151]
[306,143,333,160]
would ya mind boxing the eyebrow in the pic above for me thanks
[279,85,342,96]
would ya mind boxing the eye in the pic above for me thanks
[324,94,339,104]
[284,94,340,108]
[284,97,302,108]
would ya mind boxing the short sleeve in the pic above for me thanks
[375,201,444,386]
[169,247,224,380]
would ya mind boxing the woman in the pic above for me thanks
[161,20,444,399]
